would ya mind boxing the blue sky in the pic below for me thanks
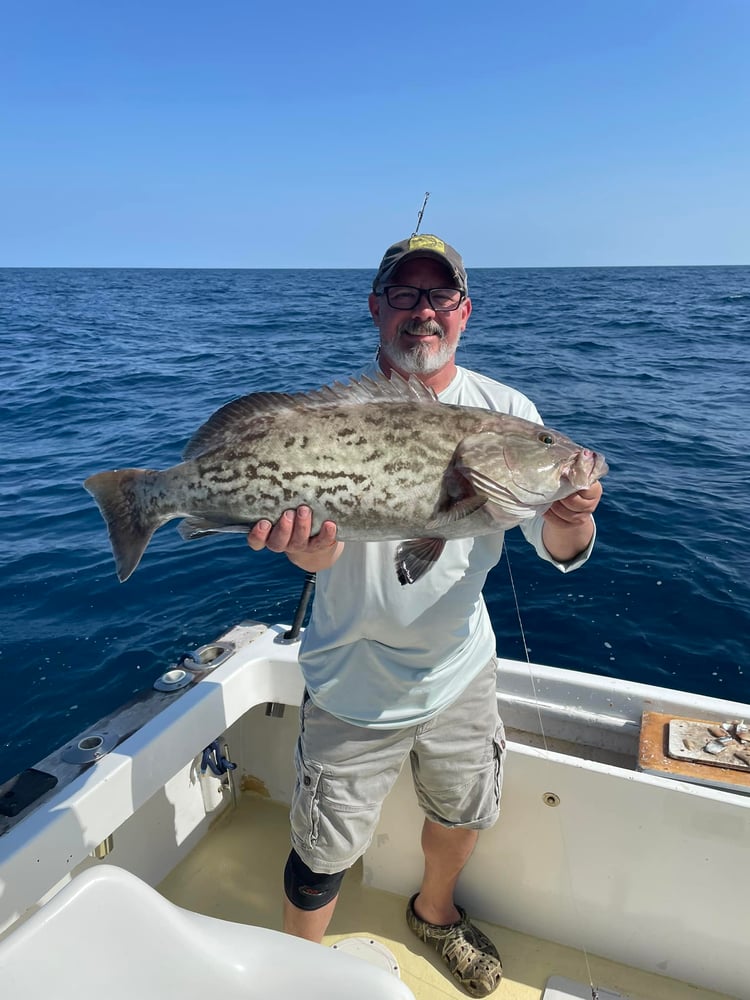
[2,1,748,267]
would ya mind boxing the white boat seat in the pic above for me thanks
[0,865,415,999]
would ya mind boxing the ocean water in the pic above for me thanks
[2,266,748,785]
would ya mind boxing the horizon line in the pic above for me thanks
[1,262,747,271]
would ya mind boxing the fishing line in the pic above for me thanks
[502,539,600,1000]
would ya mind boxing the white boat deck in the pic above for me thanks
[158,793,735,1000]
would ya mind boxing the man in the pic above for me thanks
[248,235,602,998]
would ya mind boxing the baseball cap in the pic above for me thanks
[372,234,468,294]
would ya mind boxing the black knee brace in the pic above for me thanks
[284,849,346,911]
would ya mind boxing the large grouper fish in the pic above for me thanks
[84,372,608,586]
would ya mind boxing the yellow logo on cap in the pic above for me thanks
[408,235,446,254]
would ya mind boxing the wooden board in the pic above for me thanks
[638,711,750,791]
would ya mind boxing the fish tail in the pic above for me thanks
[83,468,165,582]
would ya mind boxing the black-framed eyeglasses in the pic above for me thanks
[378,285,465,312]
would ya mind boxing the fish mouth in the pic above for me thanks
[562,449,608,487]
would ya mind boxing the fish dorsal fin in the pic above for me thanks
[183,391,298,459]
[182,371,437,459]
[299,370,438,406]
[344,370,438,404]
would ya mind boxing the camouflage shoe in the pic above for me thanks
[406,893,503,997]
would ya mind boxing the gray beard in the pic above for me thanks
[380,321,461,375]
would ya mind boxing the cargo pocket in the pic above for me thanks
[289,740,324,853]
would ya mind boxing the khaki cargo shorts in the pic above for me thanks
[290,655,506,874]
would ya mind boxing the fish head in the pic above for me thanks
[499,424,608,505]
[450,418,608,526]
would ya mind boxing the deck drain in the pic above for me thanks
[331,937,401,978]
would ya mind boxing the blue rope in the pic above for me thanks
[177,651,203,669]
[201,740,236,777]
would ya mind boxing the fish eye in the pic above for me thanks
[538,431,555,445]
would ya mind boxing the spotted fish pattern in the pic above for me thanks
[84,373,608,584]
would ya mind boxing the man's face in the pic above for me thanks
[369,258,472,377]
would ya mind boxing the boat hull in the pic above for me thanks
[1,622,748,997]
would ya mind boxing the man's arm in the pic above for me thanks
[247,505,344,573]
[540,482,603,563]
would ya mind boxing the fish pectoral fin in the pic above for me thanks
[395,537,446,586]
[447,433,524,512]
[426,456,497,530]
[457,465,527,515]
[178,517,256,540]
[430,449,528,533]
[425,493,488,530]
